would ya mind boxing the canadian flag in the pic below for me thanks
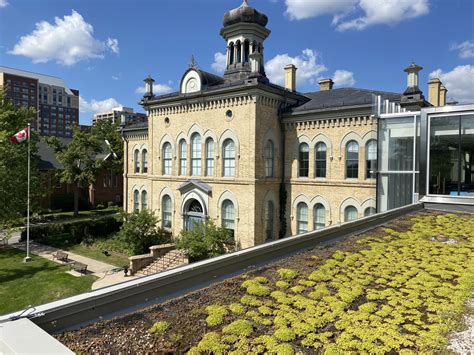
[10,127,29,145]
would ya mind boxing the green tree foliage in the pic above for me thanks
[176,220,235,262]
[0,88,41,227]
[47,128,103,216]
[90,118,123,173]
[118,209,171,254]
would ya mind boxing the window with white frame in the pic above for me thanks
[313,203,325,230]
[191,133,202,176]
[205,138,214,176]
[142,149,148,174]
[221,199,235,238]
[346,141,359,179]
[265,140,274,177]
[179,139,187,176]
[364,207,376,217]
[299,143,309,177]
[366,140,377,179]
[296,202,308,234]
[162,142,172,175]
[162,195,172,229]
[134,149,140,174]
[223,139,235,177]
[315,142,327,178]
[344,206,358,221]
[141,190,148,210]
[133,190,139,211]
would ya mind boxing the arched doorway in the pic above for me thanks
[184,199,205,231]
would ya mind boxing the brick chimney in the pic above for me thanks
[319,78,334,91]
[428,78,441,106]
[284,64,297,92]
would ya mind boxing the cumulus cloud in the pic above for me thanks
[333,70,356,87]
[450,40,474,59]
[9,10,119,65]
[430,65,474,104]
[265,49,327,86]
[80,96,122,114]
[211,52,227,73]
[135,83,173,95]
[0,0,9,8]
[285,0,430,31]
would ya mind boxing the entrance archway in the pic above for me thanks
[184,199,205,231]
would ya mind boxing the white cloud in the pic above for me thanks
[80,96,122,114]
[111,75,119,80]
[0,0,9,8]
[333,70,356,87]
[451,40,474,59]
[285,0,430,31]
[135,83,173,95]
[430,65,474,104]
[9,10,119,65]
[211,52,227,73]
[265,49,327,86]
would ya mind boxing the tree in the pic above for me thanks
[47,128,103,216]
[176,220,235,262]
[118,209,171,254]
[91,118,123,173]
[0,88,41,227]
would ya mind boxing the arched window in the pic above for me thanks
[179,139,187,176]
[366,140,377,179]
[252,41,256,53]
[265,140,274,178]
[223,139,235,177]
[258,43,262,53]
[162,195,172,229]
[205,138,214,176]
[141,190,148,210]
[296,202,308,234]
[299,143,309,177]
[344,206,358,222]
[191,133,202,176]
[229,42,234,65]
[313,204,326,230]
[236,41,242,63]
[133,190,139,211]
[162,142,172,175]
[142,149,148,174]
[265,201,274,241]
[315,142,326,178]
[364,207,376,217]
[134,149,140,174]
[346,141,359,179]
[221,200,235,238]
[244,40,250,63]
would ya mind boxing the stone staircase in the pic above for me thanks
[136,249,188,276]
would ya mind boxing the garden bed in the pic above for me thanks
[56,211,474,353]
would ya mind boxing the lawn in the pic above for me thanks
[57,212,474,353]
[0,247,97,315]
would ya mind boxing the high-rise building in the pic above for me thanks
[92,106,147,125]
[0,66,79,137]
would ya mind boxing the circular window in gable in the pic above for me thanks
[226,110,233,120]
[164,117,170,127]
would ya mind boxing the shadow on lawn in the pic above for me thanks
[0,260,64,284]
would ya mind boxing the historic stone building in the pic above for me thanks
[122,1,443,249]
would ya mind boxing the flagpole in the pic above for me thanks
[24,123,32,262]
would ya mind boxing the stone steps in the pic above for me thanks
[137,250,188,276]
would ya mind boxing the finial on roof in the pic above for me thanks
[189,55,199,69]
[242,0,249,6]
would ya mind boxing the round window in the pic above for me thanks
[226,110,233,120]
[164,117,170,126]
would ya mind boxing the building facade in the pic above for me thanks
[0,66,79,137]
[123,1,446,249]
[92,106,147,126]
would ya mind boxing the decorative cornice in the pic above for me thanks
[283,115,375,131]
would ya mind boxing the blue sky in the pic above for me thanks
[0,0,473,124]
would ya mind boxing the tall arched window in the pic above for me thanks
[162,142,172,175]
[142,149,148,174]
[133,190,139,211]
[344,206,358,222]
[243,40,250,63]
[364,207,376,217]
[296,202,308,234]
[162,195,172,229]
[134,149,140,174]
[229,42,235,65]
[236,41,242,63]
[205,138,214,176]
[315,142,327,178]
[179,139,187,176]
[313,204,326,230]
[222,200,235,238]
[366,140,377,179]
[191,133,202,176]
[141,190,148,210]
[223,139,235,177]
[265,201,274,241]
[299,143,309,177]
[346,141,359,179]
[265,140,274,178]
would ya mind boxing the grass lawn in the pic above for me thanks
[36,206,120,222]
[0,247,97,316]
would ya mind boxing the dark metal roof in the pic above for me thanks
[288,88,401,113]
[37,138,71,170]
[121,121,149,131]
[223,0,268,28]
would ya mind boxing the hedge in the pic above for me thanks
[20,215,122,244]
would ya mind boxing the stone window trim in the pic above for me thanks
[339,197,363,223]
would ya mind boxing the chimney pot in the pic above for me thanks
[284,64,297,92]
[319,78,334,91]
